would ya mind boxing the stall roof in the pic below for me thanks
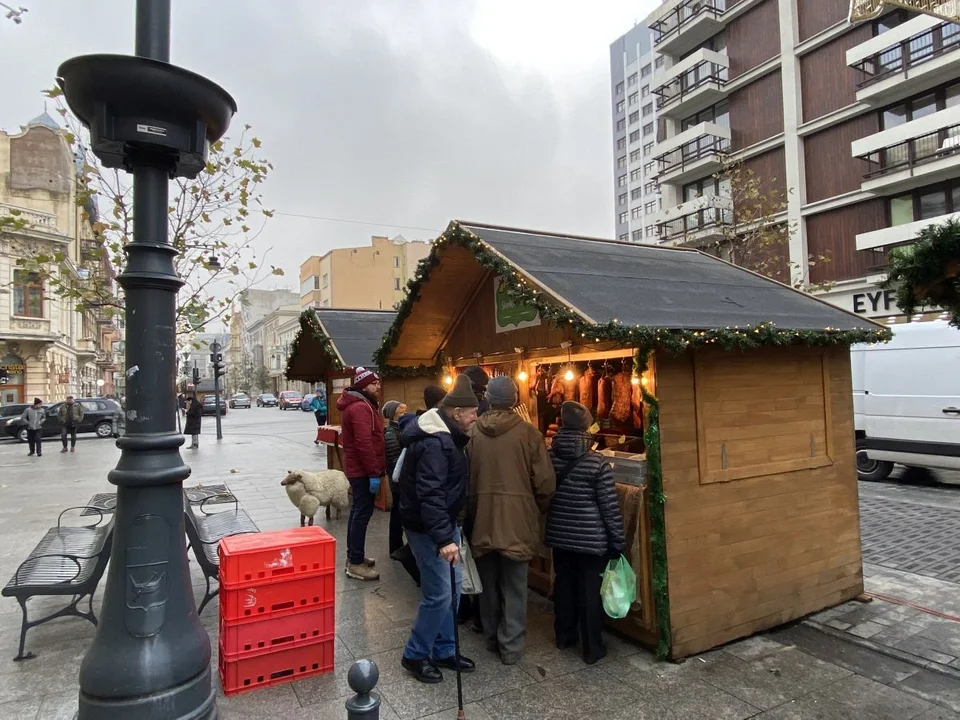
[376,220,889,369]
[286,308,397,382]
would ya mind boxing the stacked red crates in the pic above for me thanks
[218,527,336,695]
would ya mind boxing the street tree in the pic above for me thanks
[8,86,284,337]
[253,365,271,395]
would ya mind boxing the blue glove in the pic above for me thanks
[369,476,381,495]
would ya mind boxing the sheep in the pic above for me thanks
[280,468,350,526]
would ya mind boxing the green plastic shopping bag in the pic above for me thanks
[600,555,637,619]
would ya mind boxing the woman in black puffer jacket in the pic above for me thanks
[546,401,625,665]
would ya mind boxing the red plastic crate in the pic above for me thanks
[220,603,334,661]
[219,571,336,623]
[219,526,336,589]
[219,636,334,696]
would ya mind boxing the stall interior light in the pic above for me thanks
[562,341,574,382]
[517,368,528,382]
[630,375,640,386]
[564,367,575,382]
[443,374,454,387]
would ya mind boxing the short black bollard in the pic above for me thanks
[345,659,380,719]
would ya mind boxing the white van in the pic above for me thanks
[852,319,960,481]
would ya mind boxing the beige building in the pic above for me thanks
[0,112,120,406]
[299,235,430,311]
[246,304,302,394]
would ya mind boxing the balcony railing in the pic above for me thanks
[655,59,729,111]
[652,0,726,47]
[655,135,730,175]
[657,206,733,242]
[852,22,960,88]
[857,121,960,179]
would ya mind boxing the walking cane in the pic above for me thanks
[449,560,466,720]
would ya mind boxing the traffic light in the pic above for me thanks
[213,359,226,380]
[0,370,8,386]
[192,366,200,385]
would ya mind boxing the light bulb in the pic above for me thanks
[518,370,528,382]
[443,375,453,387]
[564,369,574,382]
[630,375,640,386]
[641,376,649,387]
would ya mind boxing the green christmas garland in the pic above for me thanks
[374,221,891,373]
[285,309,343,381]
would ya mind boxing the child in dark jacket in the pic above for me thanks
[545,401,626,665]
[382,400,407,553]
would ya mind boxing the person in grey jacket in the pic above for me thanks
[20,398,46,457]
[545,401,626,665]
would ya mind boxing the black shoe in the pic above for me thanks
[27,452,34,457]
[583,646,608,665]
[401,656,444,684]
[434,654,476,673]
[556,638,577,650]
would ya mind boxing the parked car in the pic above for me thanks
[0,403,31,438]
[256,393,278,407]
[229,393,251,409]
[852,319,960,481]
[300,394,317,412]
[5,398,122,443]
[201,394,228,416]
[278,391,303,411]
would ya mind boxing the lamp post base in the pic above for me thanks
[78,665,216,720]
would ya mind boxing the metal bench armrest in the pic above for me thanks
[57,506,106,528]
[13,553,83,586]
[199,493,238,515]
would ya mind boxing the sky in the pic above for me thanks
[1,0,659,292]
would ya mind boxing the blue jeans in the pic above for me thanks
[404,528,462,661]
[346,477,375,565]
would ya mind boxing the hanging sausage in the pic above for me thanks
[578,364,596,411]
[597,364,613,420]
[611,369,633,424]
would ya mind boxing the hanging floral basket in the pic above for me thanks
[883,219,960,328]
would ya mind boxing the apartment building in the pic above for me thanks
[299,235,430,311]
[643,0,960,321]
[610,24,665,242]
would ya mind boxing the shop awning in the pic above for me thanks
[286,308,397,382]
[376,220,889,369]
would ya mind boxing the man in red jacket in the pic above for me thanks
[338,367,386,580]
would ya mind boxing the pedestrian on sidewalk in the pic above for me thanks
[467,376,556,665]
[58,396,84,453]
[383,399,408,555]
[546,401,626,665]
[310,386,328,445]
[337,367,385,581]
[183,394,202,449]
[398,374,478,684]
[177,392,187,417]
[20,398,46,457]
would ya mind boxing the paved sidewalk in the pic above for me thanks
[1,412,959,718]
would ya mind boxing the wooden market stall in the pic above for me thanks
[373,219,889,659]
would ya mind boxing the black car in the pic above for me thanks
[256,393,278,407]
[4,398,122,443]
[201,394,228,416]
[0,403,31,438]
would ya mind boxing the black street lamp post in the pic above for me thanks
[57,1,236,717]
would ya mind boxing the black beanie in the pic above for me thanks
[561,401,592,432]
[462,365,489,390]
[423,385,446,411]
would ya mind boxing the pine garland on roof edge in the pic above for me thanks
[285,309,343,381]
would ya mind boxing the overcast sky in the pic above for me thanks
[1,0,658,289]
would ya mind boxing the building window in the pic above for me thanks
[683,176,732,201]
[13,271,43,318]
[618,212,628,224]
[618,192,628,206]
[644,180,659,194]
[619,233,629,241]
[617,155,627,168]
[616,99,625,113]
[642,85,650,98]
[615,81,624,95]
[629,130,641,144]
[631,187,643,200]
[643,142,654,157]
[629,111,640,125]
[618,174,627,187]
[631,207,643,219]
[321,273,329,289]
[644,161,655,175]
[631,229,643,241]
[645,225,656,237]
[655,56,665,69]
[616,119,625,132]
[641,64,652,78]
[630,149,641,163]
[394,277,401,290]
[888,179,960,226]
[628,72,638,87]
[880,82,960,130]
[630,168,643,182]
[644,200,657,214]
[681,100,730,131]
[616,137,626,150]
[393,256,400,268]
[628,92,639,107]
[642,103,653,117]
[643,122,654,136]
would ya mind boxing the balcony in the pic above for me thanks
[0,203,65,239]
[651,0,727,58]
[654,49,729,119]
[856,211,960,251]
[656,197,733,247]
[848,15,960,106]
[76,338,98,363]
[96,350,117,369]
[852,106,960,195]
[654,121,731,185]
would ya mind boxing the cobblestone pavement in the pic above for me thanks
[1,410,959,718]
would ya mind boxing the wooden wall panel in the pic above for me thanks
[806,201,889,284]
[740,147,787,209]
[727,0,781,78]
[729,71,784,149]
[656,346,863,659]
[800,26,873,122]
[798,0,849,42]
[803,115,879,203]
